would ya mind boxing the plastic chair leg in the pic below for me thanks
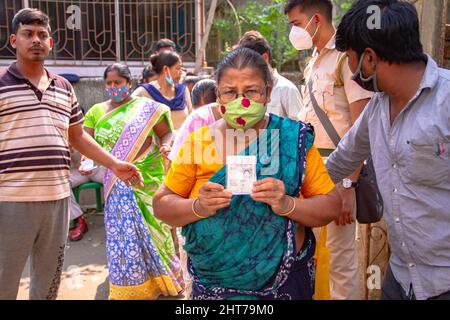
[73,188,80,203]
[95,187,103,211]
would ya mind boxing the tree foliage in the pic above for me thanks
[211,0,297,70]
[209,0,354,70]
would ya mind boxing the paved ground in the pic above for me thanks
[17,210,191,300]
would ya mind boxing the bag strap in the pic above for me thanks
[307,79,341,147]
[334,52,347,88]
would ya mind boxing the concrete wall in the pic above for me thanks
[72,78,140,113]
[72,78,107,112]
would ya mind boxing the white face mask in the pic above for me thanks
[289,15,319,51]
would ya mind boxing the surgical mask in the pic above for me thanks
[289,15,319,50]
[219,97,266,130]
[165,70,175,87]
[106,85,130,103]
[351,52,380,92]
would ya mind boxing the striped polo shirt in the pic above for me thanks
[0,62,84,202]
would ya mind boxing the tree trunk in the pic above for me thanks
[414,0,449,67]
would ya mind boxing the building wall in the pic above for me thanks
[0,0,200,76]
[414,0,449,67]
[71,77,158,113]
[446,24,450,69]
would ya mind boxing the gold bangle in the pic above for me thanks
[278,196,296,217]
[192,198,207,219]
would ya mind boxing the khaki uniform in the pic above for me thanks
[300,35,372,300]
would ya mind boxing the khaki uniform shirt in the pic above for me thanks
[300,35,373,150]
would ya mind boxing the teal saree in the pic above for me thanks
[183,114,315,299]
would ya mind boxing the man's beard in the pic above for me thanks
[29,47,48,61]
[30,54,46,61]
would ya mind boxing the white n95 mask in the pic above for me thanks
[288,16,319,50]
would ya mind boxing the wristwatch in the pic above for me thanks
[342,178,358,189]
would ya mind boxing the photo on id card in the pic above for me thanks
[226,155,257,195]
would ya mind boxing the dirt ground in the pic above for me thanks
[17,210,191,300]
[17,209,385,300]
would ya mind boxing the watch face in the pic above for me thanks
[343,179,351,188]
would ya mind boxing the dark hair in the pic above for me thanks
[284,0,333,22]
[150,50,181,74]
[155,38,176,52]
[191,79,217,107]
[336,0,426,64]
[142,65,156,82]
[216,47,273,87]
[103,63,132,82]
[12,8,51,34]
[184,75,201,86]
[237,30,273,63]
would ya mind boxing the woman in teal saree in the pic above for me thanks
[153,49,342,300]
[83,64,184,299]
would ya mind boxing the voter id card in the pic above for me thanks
[226,155,257,195]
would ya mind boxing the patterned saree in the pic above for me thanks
[96,97,184,299]
[184,114,315,299]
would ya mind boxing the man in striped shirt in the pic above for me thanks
[0,8,143,300]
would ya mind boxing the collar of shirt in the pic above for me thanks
[377,54,439,104]
[7,61,58,82]
[312,32,337,59]
[416,55,439,91]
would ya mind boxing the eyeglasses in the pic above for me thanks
[217,87,267,102]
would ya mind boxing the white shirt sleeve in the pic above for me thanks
[283,84,303,121]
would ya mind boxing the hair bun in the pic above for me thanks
[150,53,159,67]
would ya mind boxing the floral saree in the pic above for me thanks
[96,97,184,299]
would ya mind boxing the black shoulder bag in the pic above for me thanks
[307,80,383,224]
